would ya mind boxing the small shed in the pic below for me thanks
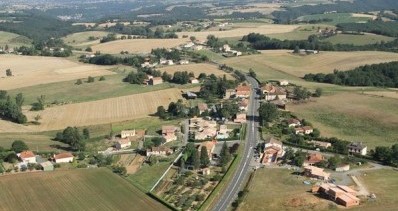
[40,161,54,171]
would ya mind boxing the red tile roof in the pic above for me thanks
[54,152,73,160]
[19,151,35,159]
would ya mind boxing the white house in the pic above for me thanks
[348,142,367,156]
[121,130,135,139]
[179,60,189,65]
[18,151,36,163]
[54,152,74,163]
[279,80,289,86]
[115,138,131,150]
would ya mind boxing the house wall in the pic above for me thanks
[23,157,36,163]
[55,157,73,163]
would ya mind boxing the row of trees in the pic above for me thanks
[107,24,178,38]
[304,62,398,88]
[55,127,90,151]
[87,54,145,66]
[0,91,27,124]
[182,143,210,170]
[337,20,398,37]
[199,74,238,100]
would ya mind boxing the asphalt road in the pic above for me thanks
[213,76,260,211]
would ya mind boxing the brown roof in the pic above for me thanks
[200,140,216,151]
[261,84,275,92]
[236,85,250,92]
[239,99,249,107]
[151,77,163,82]
[116,138,130,145]
[306,153,324,164]
[19,151,35,159]
[287,118,300,125]
[54,152,73,160]
[162,125,177,134]
[198,103,208,112]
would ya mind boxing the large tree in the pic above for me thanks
[258,102,279,125]
[11,140,29,153]
[220,141,231,167]
[200,146,210,167]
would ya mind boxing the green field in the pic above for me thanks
[240,169,329,210]
[7,71,194,105]
[128,161,172,192]
[0,31,32,48]
[62,31,111,47]
[0,132,64,151]
[324,33,395,45]
[298,13,372,25]
[352,169,398,211]
[0,168,167,211]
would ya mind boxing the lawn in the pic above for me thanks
[0,168,167,211]
[324,33,395,46]
[0,132,65,151]
[0,31,32,48]
[351,169,398,211]
[289,92,398,149]
[240,168,329,211]
[127,161,172,192]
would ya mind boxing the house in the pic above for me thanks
[287,118,301,127]
[193,45,203,51]
[303,166,330,180]
[335,164,350,172]
[198,103,209,115]
[121,130,135,139]
[271,100,286,110]
[183,42,195,49]
[303,153,324,166]
[198,140,216,158]
[302,126,313,134]
[146,146,173,156]
[166,60,174,65]
[54,152,74,163]
[224,89,236,99]
[234,51,242,56]
[238,99,249,111]
[189,77,199,84]
[236,85,250,98]
[216,125,231,139]
[159,58,168,65]
[279,80,289,86]
[18,151,36,163]
[189,117,218,140]
[261,84,286,101]
[309,140,332,149]
[185,91,197,99]
[315,183,360,207]
[347,142,367,156]
[179,60,189,65]
[222,44,231,52]
[200,167,211,175]
[149,77,163,85]
[262,138,285,165]
[162,125,178,142]
[115,138,131,150]
[294,127,305,135]
[40,161,54,171]
[234,113,247,123]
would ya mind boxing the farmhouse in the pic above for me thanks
[309,140,332,149]
[146,146,173,157]
[303,166,330,180]
[54,152,74,163]
[261,84,287,101]
[40,161,54,172]
[234,113,247,123]
[315,183,360,207]
[121,130,136,139]
[347,142,367,156]
[115,138,131,150]
[18,151,36,163]
[236,85,251,98]
[162,125,178,142]
[303,153,324,166]
[287,118,301,127]
[295,126,313,135]
[149,77,163,85]
[222,44,231,52]
[198,140,216,159]
[261,138,285,165]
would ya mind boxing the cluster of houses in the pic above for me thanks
[286,118,314,135]
[17,150,74,172]
[189,117,233,140]
[114,129,146,150]
[141,58,190,69]
[182,41,204,51]
[224,84,252,123]
[221,44,242,57]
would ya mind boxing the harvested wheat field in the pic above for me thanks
[363,91,398,100]
[91,38,189,54]
[0,168,167,211]
[159,63,232,79]
[177,24,300,40]
[23,88,182,131]
[224,50,398,77]
[0,55,114,90]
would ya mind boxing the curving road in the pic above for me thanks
[213,76,261,211]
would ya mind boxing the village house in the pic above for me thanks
[121,130,135,139]
[238,98,249,111]
[198,140,216,159]
[261,138,285,165]
[224,89,236,99]
[198,103,208,115]
[189,77,199,84]
[193,45,203,51]
[303,153,324,166]
[40,161,54,172]
[236,85,251,98]
[149,77,163,85]
[53,152,74,163]
[279,80,289,86]
[185,91,198,99]
[162,125,178,142]
[115,138,131,150]
[303,166,330,180]
[18,151,36,163]
[295,126,313,135]
[183,42,195,49]
[309,140,332,149]
[347,142,367,156]
[287,118,301,127]
[335,164,350,172]
[261,84,287,101]
[189,117,218,140]
[234,113,247,123]
[314,183,360,207]
[179,60,189,65]
[222,44,231,52]
[146,146,173,157]
[216,125,232,139]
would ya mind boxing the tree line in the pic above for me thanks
[55,127,90,151]
[0,91,27,124]
[304,61,398,88]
